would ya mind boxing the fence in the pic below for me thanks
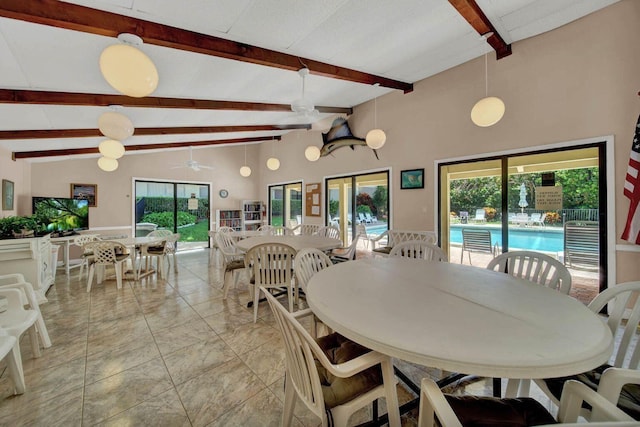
[459,208,599,224]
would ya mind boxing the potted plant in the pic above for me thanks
[0,215,41,239]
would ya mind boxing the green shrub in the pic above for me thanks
[141,211,196,228]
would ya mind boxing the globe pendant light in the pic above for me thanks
[471,51,505,127]
[98,156,118,172]
[267,139,280,171]
[366,96,386,149]
[99,139,125,159]
[100,33,159,98]
[239,145,252,177]
[304,145,320,161]
[98,110,134,140]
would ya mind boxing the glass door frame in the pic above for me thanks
[267,181,303,227]
[132,177,212,248]
[436,136,616,290]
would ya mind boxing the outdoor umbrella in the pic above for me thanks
[518,183,529,213]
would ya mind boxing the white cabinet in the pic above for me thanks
[0,234,54,303]
[242,200,263,231]
[215,209,243,231]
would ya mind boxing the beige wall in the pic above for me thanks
[1,1,638,280]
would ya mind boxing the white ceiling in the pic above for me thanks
[0,0,619,161]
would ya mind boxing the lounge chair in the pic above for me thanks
[511,213,529,226]
[358,212,370,223]
[528,212,546,227]
[459,211,469,224]
[365,212,377,223]
[460,229,496,265]
[472,208,486,223]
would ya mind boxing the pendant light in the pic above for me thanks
[98,156,118,172]
[98,110,134,141]
[304,145,320,161]
[98,139,125,159]
[471,41,505,127]
[240,145,252,177]
[99,33,159,98]
[267,139,280,171]
[366,96,386,149]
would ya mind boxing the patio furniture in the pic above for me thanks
[528,212,547,227]
[356,223,373,249]
[262,287,401,427]
[472,208,486,223]
[370,230,437,256]
[510,213,530,226]
[329,234,360,263]
[459,211,469,224]
[487,251,572,294]
[564,220,599,270]
[293,224,322,236]
[235,235,342,253]
[534,281,640,419]
[85,241,129,291]
[417,377,634,427]
[294,248,333,337]
[0,330,25,395]
[245,243,296,323]
[316,225,341,241]
[215,231,246,299]
[460,229,496,265]
[257,224,275,235]
[365,212,377,223]
[135,222,157,237]
[0,288,42,359]
[389,241,447,261]
[71,234,101,279]
[164,233,180,273]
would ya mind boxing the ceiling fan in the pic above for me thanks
[291,68,319,120]
[171,146,214,172]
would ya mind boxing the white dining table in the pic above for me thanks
[234,234,342,253]
[229,230,264,240]
[306,257,613,381]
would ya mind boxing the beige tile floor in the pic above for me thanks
[0,248,548,426]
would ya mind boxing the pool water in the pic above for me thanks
[450,225,564,252]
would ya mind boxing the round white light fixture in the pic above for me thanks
[98,111,134,140]
[366,129,386,149]
[99,33,159,98]
[471,96,505,127]
[266,157,280,171]
[304,145,321,161]
[99,139,125,159]
[239,165,252,177]
[98,156,119,172]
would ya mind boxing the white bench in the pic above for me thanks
[371,230,437,255]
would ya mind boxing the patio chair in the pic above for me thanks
[365,212,377,223]
[330,234,361,263]
[533,281,640,419]
[471,208,486,223]
[257,224,275,235]
[460,229,496,265]
[389,241,447,262]
[245,243,296,323]
[356,223,373,249]
[215,232,246,299]
[294,248,333,337]
[358,212,370,224]
[528,212,546,227]
[317,225,341,241]
[459,211,469,224]
[486,251,572,294]
[0,330,25,395]
[85,241,130,291]
[72,234,101,279]
[263,288,401,427]
[564,220,599,270]
[417,377,634,427]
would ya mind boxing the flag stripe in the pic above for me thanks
[621,114,640,244]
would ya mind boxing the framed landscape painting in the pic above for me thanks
[70,183,97,207]
[400,169,424,189]
[2,179,14,210]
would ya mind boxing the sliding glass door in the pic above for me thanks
[439,143,606,304]
[268,182,302,227]
[134,180,211,250]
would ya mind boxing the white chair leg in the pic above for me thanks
[282,374,296,427]
[87,265,95,292]
[381,359,401,427]
[222,271,230,299]
[115,262,123,289]
[28,325,41,358]
[253,286,260,323]
[7,342,25,394]
[35,315,51,348]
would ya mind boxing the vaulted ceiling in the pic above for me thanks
[0,0,619,161]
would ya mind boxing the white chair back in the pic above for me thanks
[299,224,321,236]
[389,241,447,262]
[294,248,333,292]
[257,225,275,235]
[486,251,571,294]
[317,225,341,240]
[218,226,235,234]
[331,234,361,263]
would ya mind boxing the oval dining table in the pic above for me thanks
[306,257,613,382]
[234,234,342,253]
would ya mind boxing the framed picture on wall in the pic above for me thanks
[2,179,14,210]
[400,169,424,190]
[70,183,97,207]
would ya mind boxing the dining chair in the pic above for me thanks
[85,241,130,291]
[137,238,168,280]
[217,226,236,234]
[417,377,634,427]
[263,288,401,427]
[533,281,640,419]
[389,241,448,262]
[0,288,42,359]
[317,225,341,241]
[215,231,246,299]
[356,223,372,249]
[72,234,101,279]
[163,233,180,273]
[0,273,52,348]
[294,248,333,337]
[298,224,321,236]
[486,250,572,294]
[245,243,296,323]
[208,230,219,266]
[257,224,275,235]
[0,329,25,395]
[329,234,361,263]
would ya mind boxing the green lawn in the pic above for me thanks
[177,220,210,242]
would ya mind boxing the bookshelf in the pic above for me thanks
[242,200,263,231]
[215,209,242,231]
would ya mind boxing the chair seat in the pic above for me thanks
[372,246,392,255]
[543,364,640,419]
[315,333,382,408]
[445,394,557,427]
[225,259,245,272]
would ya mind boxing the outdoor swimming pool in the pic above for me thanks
[364,223,564,252]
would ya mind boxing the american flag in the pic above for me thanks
[621,114,640,244]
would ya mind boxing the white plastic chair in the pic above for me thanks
[137,239,167,280]
[0,329,25,395]
[0,288,42,359]
[330,234,361,263]
[487,250,572,294]
[534,281,640,419]
[217,226,235,234]
[389,241,448,261]
[257,224,275,235]
[85,241,130,291]
[417,377,634,427]
[208,230,219,266]
[245,243,296,323]
[294,248,333,337]
[215,232,246,299]
[356,224,372,250]
[263,288,401,427]
[163,233,180,273]
[317,225,341,241]
[0,274,51,348]
[72,234,100,279]
[298,224,321,236]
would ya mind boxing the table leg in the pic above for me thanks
[63,241,70,276]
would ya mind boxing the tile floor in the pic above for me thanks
[0,249,547,426]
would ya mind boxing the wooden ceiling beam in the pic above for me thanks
[12,136,281,160]
[0,0,413,93]
[0,124,311,140]
[448,0,511,59]
[0,89,352,115]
